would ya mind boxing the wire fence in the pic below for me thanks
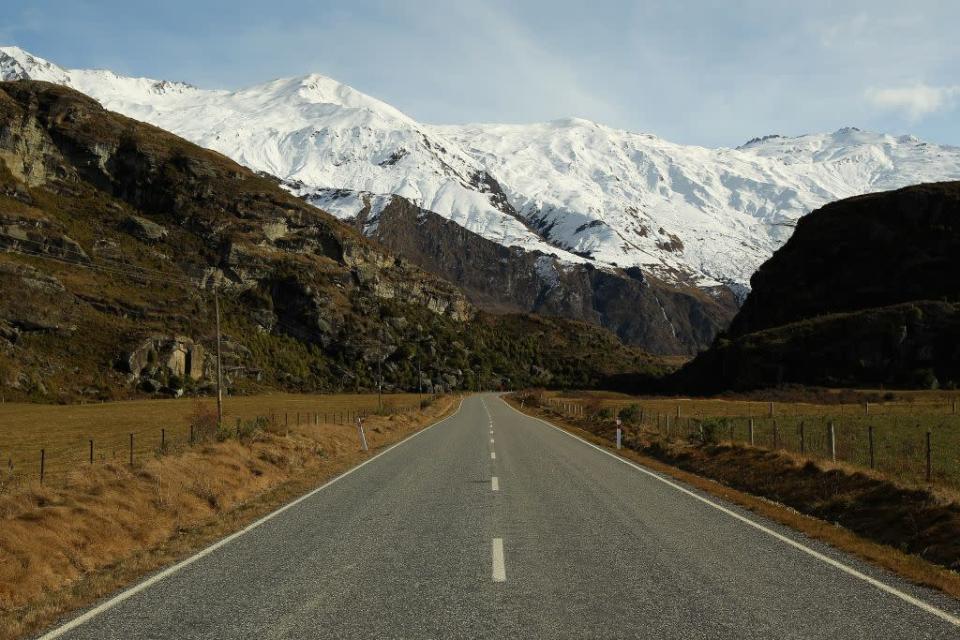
[0,401,428,491]
[540,396,960,489]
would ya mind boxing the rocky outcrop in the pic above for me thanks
[121,214,167,242]
[355,197,737,355]
[677,182,960,391]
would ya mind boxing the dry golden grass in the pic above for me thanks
[540,390,960,488]
[0,394,457,640]
[0,392,426,482]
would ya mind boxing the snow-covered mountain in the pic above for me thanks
[4,45,960,294]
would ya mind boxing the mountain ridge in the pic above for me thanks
[6,45,960,294]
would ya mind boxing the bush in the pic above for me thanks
[598,407,613,420]
[695,418,727,445]
[618,404,642,424]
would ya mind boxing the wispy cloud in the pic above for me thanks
[866,84,960,121]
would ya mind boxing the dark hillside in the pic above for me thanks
[677,181,960,392]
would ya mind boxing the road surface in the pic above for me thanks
[39,394,960,639]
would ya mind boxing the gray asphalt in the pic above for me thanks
[40,394,960,639]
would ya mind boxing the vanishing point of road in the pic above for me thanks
[38,394,960,639]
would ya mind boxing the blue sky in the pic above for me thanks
[4,0,959,147]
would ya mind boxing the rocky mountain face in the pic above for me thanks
[0,81,660,402]
[6,47,960,355]
[347,195,736,354]
[676,182,960,391]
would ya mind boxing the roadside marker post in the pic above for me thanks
[615,417,622,450]
[749,419,755,446]
[829,422,837,461]
[356,416,369,451]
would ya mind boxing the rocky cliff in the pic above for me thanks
[0,81,661,401]
[676,182,960,391]
[351,196,737,355]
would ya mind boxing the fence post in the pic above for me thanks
[773,421,779,449]
[190,424,195,445]
[868,425,875,470]
[40,449,45,484]
[129,433,134,466]
[161,428,166,451]
[799,421,805,454]
[828,422,836,461]
[89,439,94,464]
[769,402,774,417]
[926,430,932,483]
[749,419,755,445]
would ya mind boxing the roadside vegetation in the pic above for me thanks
[0,393,457,640]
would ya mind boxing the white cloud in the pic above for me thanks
[866,84,960,120]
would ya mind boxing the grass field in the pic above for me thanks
[0,393,428,484]
[540,390,960,488]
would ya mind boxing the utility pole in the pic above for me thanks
[215,290,223,426]
[416,341,422,403]
[377,352,383,411]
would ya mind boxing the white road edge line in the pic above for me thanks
[492,476,499,491]
[492,538,506,582]
[37,397,467,640]
[500,397,960,628]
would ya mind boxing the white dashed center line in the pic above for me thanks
[492,538,506,582]
[491,451,496,460]
[491,476,499,491]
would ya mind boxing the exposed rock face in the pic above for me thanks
[355,197,737,355]
[122,214,168,242]
[677,182,960,391]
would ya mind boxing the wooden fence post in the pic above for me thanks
[129,433,134,466]
[772,421,779,449]
[190,424,195,445]
[749,419,755,445]
[89,439,94,464]
[40,449,45,484]
[799,421,805,454]
[161,428,166,451]
[926,430,932,482]
[828,422,836,461]
[868,425,875,470]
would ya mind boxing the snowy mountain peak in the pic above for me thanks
[0,46,70,83]
[4,46,960,291]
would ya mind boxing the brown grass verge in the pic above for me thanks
[505,395,960,601]
[0,395,458,640]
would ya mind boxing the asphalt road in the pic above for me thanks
[39,394,960,639]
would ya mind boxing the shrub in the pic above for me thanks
[618,404,642,424]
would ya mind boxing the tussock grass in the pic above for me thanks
[0,394,456,640]
[540,390,960,488]
[0,392,425,484]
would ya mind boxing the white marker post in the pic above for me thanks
[357,416,368,451]
[615,417,622,450]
